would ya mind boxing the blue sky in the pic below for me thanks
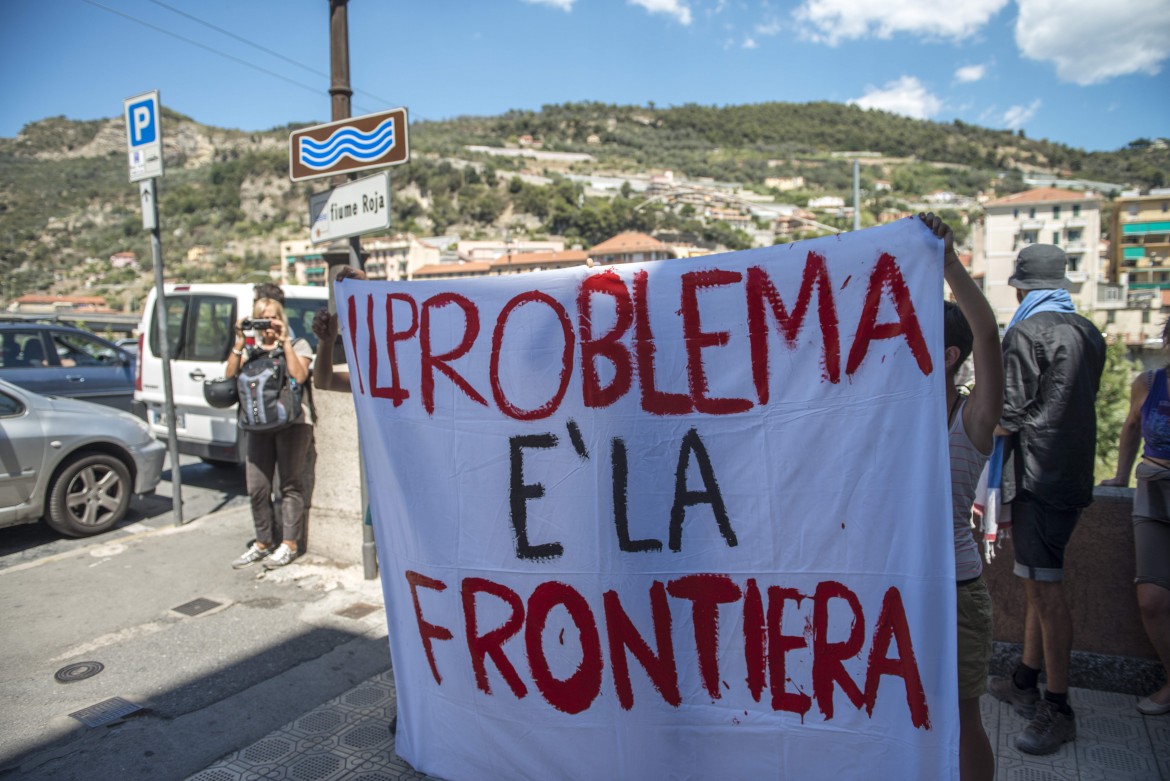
[2,0,1168,153]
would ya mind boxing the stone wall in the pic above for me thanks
[984,486,1155,660]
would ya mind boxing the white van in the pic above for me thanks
[134,283,329,464]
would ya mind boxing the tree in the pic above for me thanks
[1095,338,1141,481]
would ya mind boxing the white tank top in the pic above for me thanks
[950,398,989,581]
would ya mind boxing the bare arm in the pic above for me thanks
[225,318,247,379]
[312,308,352,392]
[919,212,1003,453]
[1101,374,1147,486]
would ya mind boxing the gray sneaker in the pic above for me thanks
[232,542,270,569]
[262,543,297,569]
[1016,699,1076,755]
[988,675,1040,719]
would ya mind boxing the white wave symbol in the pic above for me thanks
[299,118,396,170]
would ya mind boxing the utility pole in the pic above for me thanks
[853,159,861,231]
[328,0,376,579]
[329,0,363,272]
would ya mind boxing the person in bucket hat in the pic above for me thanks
[987,243,1105,754]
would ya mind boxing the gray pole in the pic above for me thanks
[144,178,183,526]
[329,0,376,579]
[853,159,861,231]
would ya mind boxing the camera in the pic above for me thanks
[242,318,272,331]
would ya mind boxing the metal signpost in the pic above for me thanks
[308,171,392,245]
[290,98,410,580]
[125,90,183,526]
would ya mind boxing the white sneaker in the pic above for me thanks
[263,543,297,569]
[232,543,270,569]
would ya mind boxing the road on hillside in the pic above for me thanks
[0,455,249,568]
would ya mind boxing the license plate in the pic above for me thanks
[155,409,186,429]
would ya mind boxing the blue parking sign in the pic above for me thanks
[127,98,156,147]
[123,90,163,182]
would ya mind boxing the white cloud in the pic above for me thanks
[1003,99,1041,129]
[849,76,942,120]
[954,64,987,83]
[755,18,783,36]
[1015,0,1170,84]
[522,0,574,9]
[743,37,758,49]
[794,0,1009,45]
[629,0,693,25]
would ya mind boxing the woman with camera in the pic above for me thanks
[226,297,314,569]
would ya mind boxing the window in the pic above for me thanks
[0,331,51,368]
[1013,208,1019,218]
[1143,310,1152,324]
[1053,205,1061,218]
[50,330,121,367]
[151,294,237,362]
[1068,255,1079,272]
[1028,207,1036,219]
[0,389,24,416]
[1023,231,1037,245]
[1053,231,1061,244]
[1130,204,1139,216]
[1068,229,1082,243]
[1072,204,1081,217]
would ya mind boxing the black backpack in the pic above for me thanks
[236,345,304,432]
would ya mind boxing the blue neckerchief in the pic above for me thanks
[990,288,1074,492]
[1006,288,1075,332]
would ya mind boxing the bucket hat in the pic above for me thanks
[1008,244,1070,290]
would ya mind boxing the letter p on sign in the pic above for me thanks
[129,99,156,146]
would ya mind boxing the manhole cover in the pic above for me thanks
[336,602,380,620]
[69,697,142,728]
[173,597,222,617]
[55,661,105,683]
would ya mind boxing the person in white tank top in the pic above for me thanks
[922,212,1004,781]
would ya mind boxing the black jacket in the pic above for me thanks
[1001,310,1106,509]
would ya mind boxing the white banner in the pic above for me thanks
[338,218,956,780]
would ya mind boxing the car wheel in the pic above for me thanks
[45,453,132,537]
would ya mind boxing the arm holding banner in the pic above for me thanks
[313,265,367,392]
[922,212,1003,451]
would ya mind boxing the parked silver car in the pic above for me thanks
[0,379,166,537]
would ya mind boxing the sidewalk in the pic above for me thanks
[190,672,1170,781]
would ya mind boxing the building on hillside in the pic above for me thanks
[280,239,328,286]
[764,176,805,191]
[412,261,493,280]
[1111,190,1170,289]
[808,196,845,210]
[704,206,753,230]
[186,246,211,264]
[364,234,441,281]
[109,252,139,270]
[457,239,564,262]
[588,232,678,265]
[490,250,590,275]
[7,294,116,314]
[971,188,1109,325]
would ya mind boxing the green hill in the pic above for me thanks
[0,101,1166,310]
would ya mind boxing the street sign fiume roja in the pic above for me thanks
[288,107,409,183]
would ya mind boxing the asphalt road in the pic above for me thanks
[0,455,249,569]
[0,457,391,781]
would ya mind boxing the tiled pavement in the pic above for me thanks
[188,673,1170,781]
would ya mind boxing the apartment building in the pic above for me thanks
[1102,190,1170,347]
[972,188,1105,324]
[364,234,441,281]
[1112,190,1170,288]
[588,232,677,265]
